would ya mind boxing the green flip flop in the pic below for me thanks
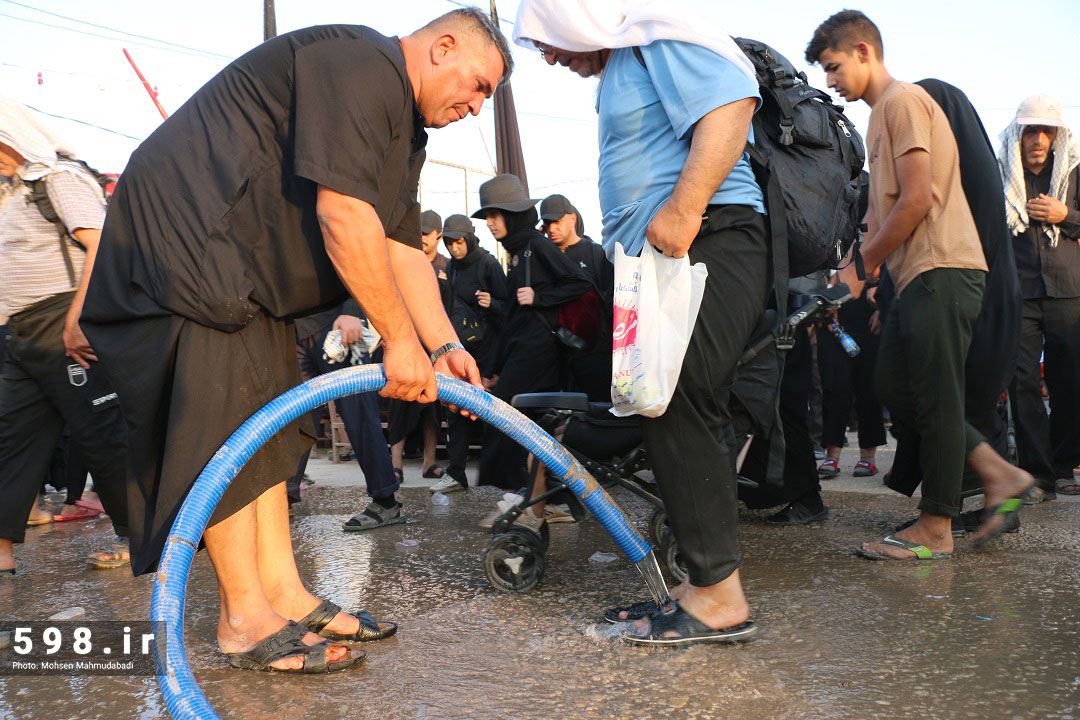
[974,487,1034,548]
[856,534,952,561]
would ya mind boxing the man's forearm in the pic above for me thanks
[318,188,417,346]
[67,228,100,329]
[861,195,931,271]
[668,98,756,216]
[387,240,458,353]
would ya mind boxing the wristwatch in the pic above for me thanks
[429,341,464,364]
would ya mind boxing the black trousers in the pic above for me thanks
[874,269,985,518]
[739,325,822,510]
[639,205,769,587]
[0,293,128,543]
[818,301,886,450]
[84,309,308,576]
[478,329,563,489]
[288,329,398,502]
[1008,297,1080,488]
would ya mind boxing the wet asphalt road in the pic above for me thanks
[1,461,1078,720]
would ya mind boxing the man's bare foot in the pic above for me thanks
[271,587,364,638]
[633,572,749,636]
[675,582,750,631]
[218,610,350,671]
[861,514,954,559]
[968,442,1035,543]
[87,547,130,568]
[27,501,52,525]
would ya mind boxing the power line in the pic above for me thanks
[22,103,143,142]
[0,61,200,89]
[0,0,232,58]
[0,11,229,61]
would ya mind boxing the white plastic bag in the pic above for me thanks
[610,243,708,418]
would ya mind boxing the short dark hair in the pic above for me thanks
[805,10,883,66]
[423,8,514,86]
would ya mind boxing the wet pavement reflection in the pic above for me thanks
[1,483,1078,719]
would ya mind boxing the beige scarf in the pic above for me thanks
[998,120,1080,248]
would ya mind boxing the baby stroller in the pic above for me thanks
[482,284,854,592]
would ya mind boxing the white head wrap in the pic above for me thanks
[0,95,77,182]
[512,0,756,86]
[998,119,1080,248]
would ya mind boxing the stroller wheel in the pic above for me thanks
[658,529,688,585]
[484,528,546,592]
[648,508,669,548]
[492,515,550,552]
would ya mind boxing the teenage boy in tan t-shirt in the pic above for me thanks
[806,10,1034,560]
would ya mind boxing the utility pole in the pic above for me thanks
[488,0,529,193]
[263,0,276,41]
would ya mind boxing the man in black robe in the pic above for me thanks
[81,9,511,673]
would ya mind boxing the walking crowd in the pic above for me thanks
[1,0,1077,668]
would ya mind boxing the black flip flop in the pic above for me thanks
[298,599,397,642]
[224,621,365,673]
[422,464,446,479]
[622,605,757,646]
[603,598,674,624]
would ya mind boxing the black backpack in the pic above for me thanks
[25,154,112,287]
[632,41,865,284]
[733,38,866,278]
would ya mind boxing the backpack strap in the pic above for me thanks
[745,143,791,349]
[26,176,78,289]
[754,45,797,146]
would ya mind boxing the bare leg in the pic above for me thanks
[256,482,368,637]
[859,447,877,461]
[422,415,438,471]
[207,490,349,669]
[0,539,12,572]
[390,439,404,472]
[525,455,546,518]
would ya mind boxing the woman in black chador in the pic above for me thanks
[471,175,591,490]
[430,214,509,492]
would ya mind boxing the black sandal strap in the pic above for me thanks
[297,599,342,634]
[230,621,313,666]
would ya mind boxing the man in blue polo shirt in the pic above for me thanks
[515,0,767,646]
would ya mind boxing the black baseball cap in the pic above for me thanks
[420,210,443,234]
[539,194,575,222]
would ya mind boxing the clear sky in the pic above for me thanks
[3,0,1078,255]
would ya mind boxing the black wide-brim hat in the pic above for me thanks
[470,173,539,218]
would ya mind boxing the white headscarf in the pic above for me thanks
[998,120,1080,248]
[0,94,76,182]
[512,0,756,86]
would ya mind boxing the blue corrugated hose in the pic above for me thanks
[151,364,655,719]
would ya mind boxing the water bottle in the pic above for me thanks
[431,492,450,506]
[829,322,860,357]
